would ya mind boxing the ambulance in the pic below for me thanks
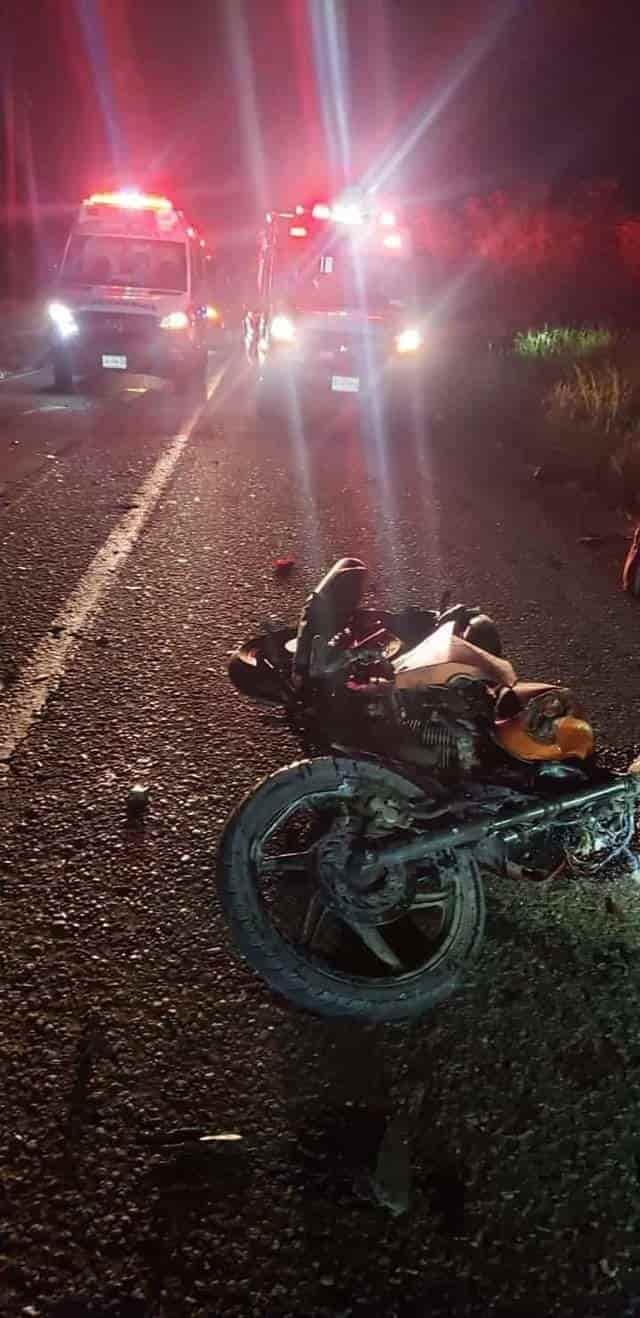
[244,196,425,408]
[48,189,223,393]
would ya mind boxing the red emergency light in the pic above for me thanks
[311,203,331,220]
[84,190,173,213]
[289,225,308,238]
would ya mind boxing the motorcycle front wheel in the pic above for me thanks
[217,755,486,1021]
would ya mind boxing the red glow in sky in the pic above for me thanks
[3,0,640,233]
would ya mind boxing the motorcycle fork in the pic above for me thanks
[348,775,640,887]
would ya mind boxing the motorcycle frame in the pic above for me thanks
[350,773,640,886]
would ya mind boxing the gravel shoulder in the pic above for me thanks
[0,301,47,377]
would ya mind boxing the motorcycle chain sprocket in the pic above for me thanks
[314,817,417,926]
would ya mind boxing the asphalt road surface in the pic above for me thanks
[1,353,640,1318]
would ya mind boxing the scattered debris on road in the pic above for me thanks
[274,555,296,575]
[126,783,150,818]
[364,1082,425,1217]
[578,532,631,546]
[139,1127,243,1152]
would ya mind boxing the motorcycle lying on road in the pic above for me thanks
[218,557,640,1021]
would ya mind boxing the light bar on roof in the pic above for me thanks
[84,190,173,213]
[331,201,363,225]
[311,200,363,224]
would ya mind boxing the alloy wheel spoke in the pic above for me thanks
[300,891,328,948]
[345,921,405,971]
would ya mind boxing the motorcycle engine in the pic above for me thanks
[390,676,494,776]
[328,667,494,779]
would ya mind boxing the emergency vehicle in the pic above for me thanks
[244,197,425,406]
[47,189,224,393]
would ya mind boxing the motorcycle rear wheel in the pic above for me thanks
[217,755,486,1021]
[228,628,296,702]
[228,616,406,703]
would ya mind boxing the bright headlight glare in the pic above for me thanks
[48,301,78,337]
[395,327,422,354]
[160,310,190,330]
[271,314,296,343]
[332,202,363,225]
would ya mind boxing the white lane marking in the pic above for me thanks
[0,427,190,766]
[0,366,48,385]
[0,361,227,766]
[21,406,68,415]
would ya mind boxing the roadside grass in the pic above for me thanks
[541,358,640,503]
[514,326,615,359]
[480,326,640,505]
[546,364,635,436]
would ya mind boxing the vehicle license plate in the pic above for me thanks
[331,375,360,392]
[102,355,127,370]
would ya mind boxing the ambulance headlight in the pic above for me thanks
[160,310,190,330]
[48,302,78,339]
[395,327,422,355]
[271,314,296,343]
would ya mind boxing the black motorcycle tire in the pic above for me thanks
[228,628,296,702]
[217,755,486,1022]
[228,616,405,702]
[52,350,74,394]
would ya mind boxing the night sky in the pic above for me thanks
[3,0,640,240]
